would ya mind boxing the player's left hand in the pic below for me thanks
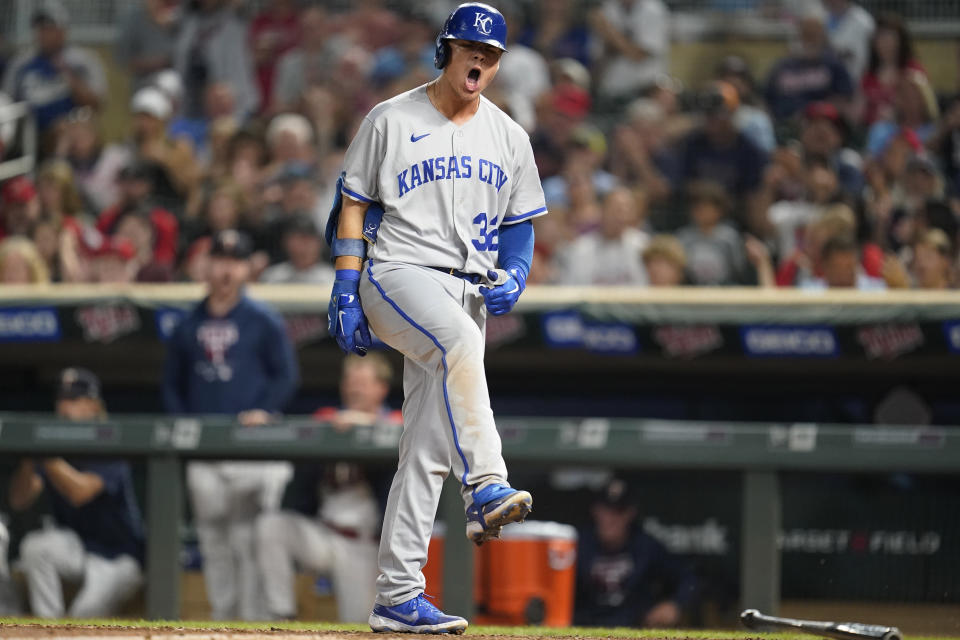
[328,271,372,356]
[479,267,526,316]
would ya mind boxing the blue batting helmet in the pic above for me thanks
[434,2,508,70]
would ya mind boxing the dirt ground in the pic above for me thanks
[0,626,703,640]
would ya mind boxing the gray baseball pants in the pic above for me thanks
[359,261,509,606]
[18,527,142,618]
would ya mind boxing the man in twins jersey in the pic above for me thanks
[326,2,547,633]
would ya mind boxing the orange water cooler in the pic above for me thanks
[423,521,578,627]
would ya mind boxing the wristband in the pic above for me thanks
[335,269,361,281]
[333,238,367,259]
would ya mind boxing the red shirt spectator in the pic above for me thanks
[250,0,300,113]
[96,204,179,267]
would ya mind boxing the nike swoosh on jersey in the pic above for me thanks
[410,132,431,142]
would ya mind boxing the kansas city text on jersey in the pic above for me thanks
[397,155,509,197]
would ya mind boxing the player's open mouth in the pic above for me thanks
[466,68,481,92]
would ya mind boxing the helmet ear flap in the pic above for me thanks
[434,38,450,69]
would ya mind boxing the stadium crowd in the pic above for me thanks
[0,0,957,290]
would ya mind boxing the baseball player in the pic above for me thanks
[255,353,399,623]
[8,368,144,618]
[326,3,546,633]
[163,230,299,620]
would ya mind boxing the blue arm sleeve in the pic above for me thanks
[498,220,535,279]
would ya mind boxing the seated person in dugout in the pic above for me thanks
[7,368,145,618]
[575,478,698,627]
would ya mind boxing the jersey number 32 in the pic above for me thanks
[472,212,499,252]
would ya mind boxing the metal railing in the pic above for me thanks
[2,413,958,620]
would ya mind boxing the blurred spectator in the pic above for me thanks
[609,98,678,209]
[530,62,593,179]
[574,479,697,627]
[589,0,670,105]
[110,211,173,282]
[519,0,593,68]
[542,124,616,208]
[860,14,923,127]
[163,229,298,620]
[908,229,954,289]
[913,199,959,252]
[715,55,776,154]
[2,0,107,143]
[130,87,199,213]
[927,93,960,196]
[675,82,767,215]
[265,113,316,174]
[822,0,875,82]
[259,217,333,284]
[262,163,324,262]
[491,6,550,133]
[799,101,864,199]
[115,0,182,92]
[0,176,40,240]
[9,368,144,618]
[801,234,886,289]
[182,235,212,283]
[272,6,336,114]
[866,70,938,158]
[777,204,883,287]
[555,187,649,285]
[677,181,750,286]
[763,8,854,123]
[642,235,687,286]
[86,236,139,284]
[368,8,436,91]
[256,353,397,622]
[35,159,86,282]
[879,155,944,253]
[55,108,133,214]
[0,237,50,284]
[174,0,259,121]
[96,162,179,271]
[763,158,843,260]
[170,82,238,162]
[249,0,300,113]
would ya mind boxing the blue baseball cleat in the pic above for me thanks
[369,594,468,634]
[465,484,533,546]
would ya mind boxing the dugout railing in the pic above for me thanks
[1,414,958,620]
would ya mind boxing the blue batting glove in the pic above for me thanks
[328,269,371,356]
[479,266,526,316]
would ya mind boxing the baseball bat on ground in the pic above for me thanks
[740,609,902,640]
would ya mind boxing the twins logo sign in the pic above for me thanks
[474,12,493,35]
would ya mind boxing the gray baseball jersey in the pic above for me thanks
[340,82,546,609]
[341,83,547,275]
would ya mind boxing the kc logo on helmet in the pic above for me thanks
[473,12,493,35]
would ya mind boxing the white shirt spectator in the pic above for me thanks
[823,0,875,81]
[595,0,670,100]
[555,227,650,285]
[492,43,550,133]
[767,200,820,259]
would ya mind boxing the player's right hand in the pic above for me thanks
[328,270,372,356]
